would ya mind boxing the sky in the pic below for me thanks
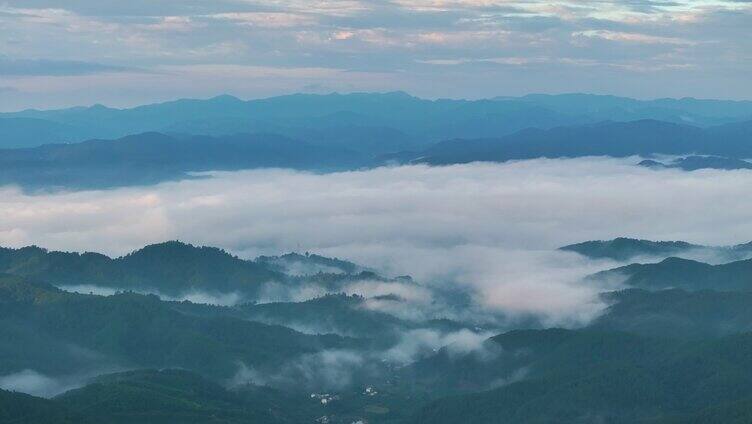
[1,0,751,110]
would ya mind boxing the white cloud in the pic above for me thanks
[231,349,367,390]
[5,159,752,323]
[573,30,696,46]
[57,285,245,306]
[384,328,495,364]
[208,12,317,28]
[0,370,84,398]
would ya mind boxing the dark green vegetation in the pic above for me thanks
[2,92,752,189]
[238,293,473,344]
[240,294,404,339]
[0,389,91,424]
[594,256,752,292]
[560,236,752,262]
[591,289,752,339]
[570,236,752,292]
[561,237,701,261]
[4,368,425,424]
[0,273,354,380]
[4,239,752,423]
[0,241,383,300]
[55,369,317,424]
[1,369,323,424]
[256,253,363,276]
[412,328,752,424]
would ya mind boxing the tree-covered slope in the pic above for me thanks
[0,241,305,298]
[593,256,752,291]
[0,241,284,298]
[0,241,417,307]
[412,329,752,424]
[591,289,752,339]
[55,369,301,424]
[0,389,94,424]
[560,237,752,262]
[0,274,355,381]
[560,237,701,261]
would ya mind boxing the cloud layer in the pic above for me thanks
[4,158,752,323]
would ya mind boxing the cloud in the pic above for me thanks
[0,64,398,111]
[0,370,84,398]
[384,328,496,364]
[231,349,368,391]
[230,327,494,391]
[7,159,752,323]
[416,56,547,66]
[255,282,330,304]
[572,30,696,46]
[208,12,318,28]
[0,57,131,76]
[57,285,245,306]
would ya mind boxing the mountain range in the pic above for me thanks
[5,238,752,422]
[0,241,404,303]
[2,93,752,190]
[388,119,752,166]
[593,256,752,292]
[6,92,751,150]
[1,119,751,190]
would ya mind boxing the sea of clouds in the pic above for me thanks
[3,158,752,326]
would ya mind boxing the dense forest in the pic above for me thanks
[1,238,752,422]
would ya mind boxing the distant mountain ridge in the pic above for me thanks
[1,92,752,190]
[387,119,752,166]
[3,92,751,150]
[0,92,577,150]
[0,131,362,189]
[0,241,282,298]
[2,117,752,190]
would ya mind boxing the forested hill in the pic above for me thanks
[0,241,391,301]
[593,256,752,292]
[560,237,752,262]
[5,237,752,422]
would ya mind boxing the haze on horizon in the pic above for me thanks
[1,0,751,111]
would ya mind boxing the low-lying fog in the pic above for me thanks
[3,157,752,326]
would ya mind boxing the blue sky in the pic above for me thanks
[1,0,750,110]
